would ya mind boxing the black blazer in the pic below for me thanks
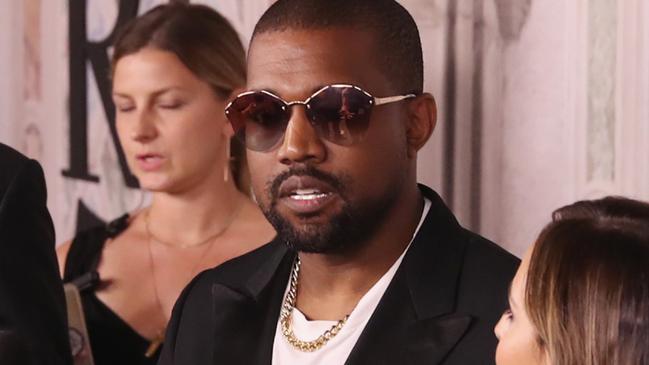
[0,143,72,365]
[159,185,519,365]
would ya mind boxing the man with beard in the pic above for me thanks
[159,1,518,364]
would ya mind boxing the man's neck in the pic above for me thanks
[294,186,425,321]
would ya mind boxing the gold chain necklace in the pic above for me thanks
[143,206,240,357]
[280,257,350,352]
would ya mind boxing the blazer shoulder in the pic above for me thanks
[0,144,36,197]
[462,229,519,278]
[455,230,520,317]
[192,238,286,290]
[464,229,519,267]
[0,143,28,166]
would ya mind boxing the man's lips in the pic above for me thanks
[277,175,338,215]
[135,153,165,171]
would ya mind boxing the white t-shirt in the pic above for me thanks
[272,198,432,365]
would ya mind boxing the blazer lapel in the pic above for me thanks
[209,241,296,364]
[346,186,473,364]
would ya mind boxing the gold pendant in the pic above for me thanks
[145,330,165,358]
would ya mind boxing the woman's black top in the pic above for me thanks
[63,214,160,365]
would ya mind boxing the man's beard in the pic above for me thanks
[259,166,399,254]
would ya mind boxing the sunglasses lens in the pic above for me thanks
[308,86,373,145]
[226,93,289,151]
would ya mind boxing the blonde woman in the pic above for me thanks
[56,4,274,364]
[495,197,649,365]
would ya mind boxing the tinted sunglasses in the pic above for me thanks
[225,84,416,151]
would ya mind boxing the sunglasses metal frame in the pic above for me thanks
[225,84,416,114]
[224,84,417,150]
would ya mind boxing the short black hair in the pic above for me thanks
[252,0,423,94]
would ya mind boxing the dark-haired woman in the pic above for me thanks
[56,4,274,364]
[495,196,649,365]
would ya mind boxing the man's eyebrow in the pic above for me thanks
[247,87,281,97]
[252,87,278,94]
[249,84,345,100]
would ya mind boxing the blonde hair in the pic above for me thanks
[525,197,649,365]
[111,3,249,191]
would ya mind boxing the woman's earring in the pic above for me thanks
[224,137,231,182]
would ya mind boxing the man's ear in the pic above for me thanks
[405,92,436,158]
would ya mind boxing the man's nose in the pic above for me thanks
[276,105,326,165]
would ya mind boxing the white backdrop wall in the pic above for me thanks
[0,0,647,257]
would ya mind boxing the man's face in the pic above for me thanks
[245,28,412,253]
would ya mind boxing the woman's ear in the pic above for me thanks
[405,93,437,158]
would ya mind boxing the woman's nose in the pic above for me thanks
[131,110,158,142]
[494,314,505,340]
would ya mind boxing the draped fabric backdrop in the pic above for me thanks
[1,0,648,256]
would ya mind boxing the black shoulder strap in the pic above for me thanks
[63,214,130,291]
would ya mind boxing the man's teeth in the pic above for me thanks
[290,189,329,200]
[295,188,320,194]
